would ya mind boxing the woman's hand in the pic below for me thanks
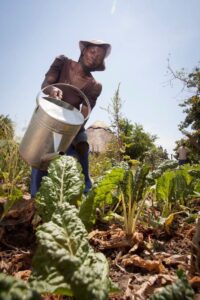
[49,87,63,100]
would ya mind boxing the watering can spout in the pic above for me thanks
[41,152,60,163]
[40,152,63,170]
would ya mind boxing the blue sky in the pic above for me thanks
[1,0,200,155]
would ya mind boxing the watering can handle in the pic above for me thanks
[36,83,91,121]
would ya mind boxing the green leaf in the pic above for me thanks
[121,169,133,202]
[156,171,175,216]
[71,252,112,300]
[147,160,178,182]
[30,246,73,296]
[156,171,175,203]
[119,164,151,235]
[31,202,115,300]
[0,189,23,221]
[0,273,42,300]
[79,167,125,230]
[36,156,84,222]
[156,165,200,216]
[132,164,150,202]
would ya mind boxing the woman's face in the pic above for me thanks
[82,45,106,69]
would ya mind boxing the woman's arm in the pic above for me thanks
[41,55,66,98]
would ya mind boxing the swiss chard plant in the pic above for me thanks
[80,162,153,236]
[156,164,200,217]
[118,164,151,236]
[36,155,84,222]
[79,166,126,230]
[32,156,119,300]
[31,202,117,299]
[146,159,178,184]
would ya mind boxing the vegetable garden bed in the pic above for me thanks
[0,156,200,299]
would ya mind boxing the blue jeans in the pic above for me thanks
[30,143,92,197]
[30,167,48,198]
[178,159,188,165]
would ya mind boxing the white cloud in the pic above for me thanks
[111,0,117,15]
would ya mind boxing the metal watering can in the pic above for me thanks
[19,83,91,170]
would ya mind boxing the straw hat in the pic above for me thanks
[79,40,111,58]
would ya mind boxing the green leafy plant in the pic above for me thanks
[80,163,153,237]
[155,164,200,217]
[0,191,23,222]
[36,155,84,222]
[79,167,126,230]
[33,156,118,299]
[89,152,113,180]
[0,115,14,139]
[0,115,30,221]
[146,159,178,184]
[0,273,42,300]
[0,140,28,199]
[118,164,151,236]
[150,269,194,300]
[31,202,117,299]
[194,191,200,197]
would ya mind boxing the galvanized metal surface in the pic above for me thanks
[19,84,90,170]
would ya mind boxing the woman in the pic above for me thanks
[31,40,111,196]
